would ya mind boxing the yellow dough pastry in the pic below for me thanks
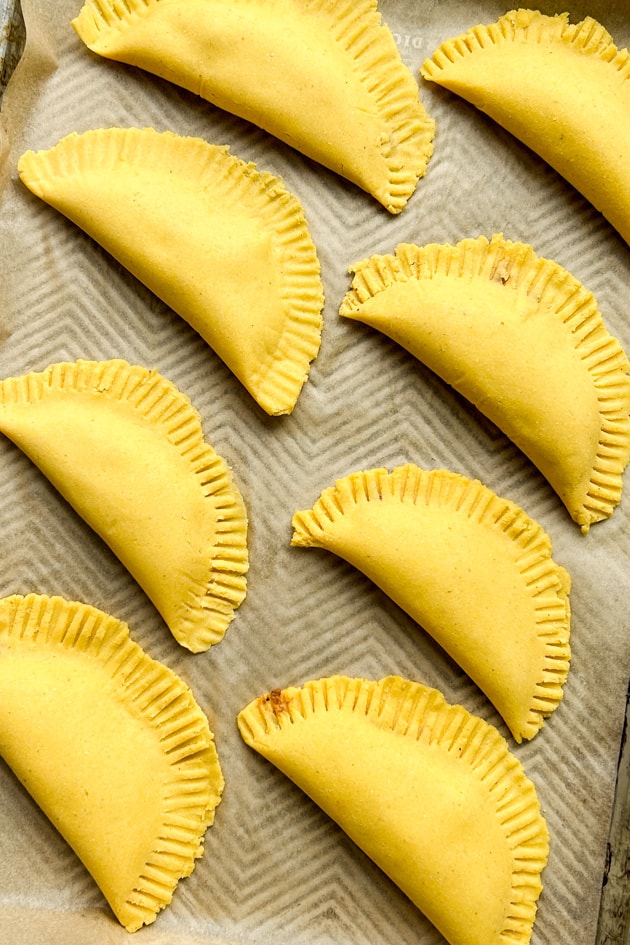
[18,127,324,415]
[0,359,248,652]
[292,465,571,742]
[0,593,224,931]
[339,235,630,531]
[238,674,549,945]
[421,9,630,246]
[71,0,435,213]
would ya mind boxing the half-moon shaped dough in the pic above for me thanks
[0,593,224,931]
[292,464,571,742]
[421,9,630,246]
[18,127,324,415]
[0,359,248,651]
[339,235,630,531]
[72,0,435,213]
[238,674,549,945]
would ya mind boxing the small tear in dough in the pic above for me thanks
[0,359,248,652]
[71,0,435,213]
[0,593,224,932]
[18,127,324,415]
[237,674,549,945]
[292,464,571,742]
[339,234,630,531]
[421,9,630,246]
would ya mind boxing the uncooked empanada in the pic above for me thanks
[18,127,324,415]
[71,0,435,213]
[339,235,630,531]
[0,593,224,932]
[0,359,248,652]
[238,674,549,945]
[292,465,571,742]
[421,9,630,246]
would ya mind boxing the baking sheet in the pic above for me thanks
[0,0,22,96]
[0,1,629,943]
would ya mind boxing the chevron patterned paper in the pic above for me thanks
[0,2,629,944]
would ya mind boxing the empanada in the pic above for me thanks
[292,465,571,742]
[238,674,549,945]
[0,593,224,932]
[18,127,324,415]
[71,0,435,213]
[339,235,630,531]
[0,359,248,652]
[421,9,630,246]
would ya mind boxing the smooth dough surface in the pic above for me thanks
[292,465,571,742]
[18,127,324,415]
[0,593,224,931]
[421,9,630,245]
[339,235,630,531]
[0,359,248,651]
[72,0,435,213]
[238,674,549,945]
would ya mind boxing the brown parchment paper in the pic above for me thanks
[0,2,629,943]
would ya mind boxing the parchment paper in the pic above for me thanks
[0,2,629,943]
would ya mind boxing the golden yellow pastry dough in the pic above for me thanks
[71,0,435,213]
[0,593,224,932]
[18,128,324,415]
[339,235,630,531]
[421,9,630,246]
[0,359,248,652]
[292,465,571,742]
[238,674,549,945]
